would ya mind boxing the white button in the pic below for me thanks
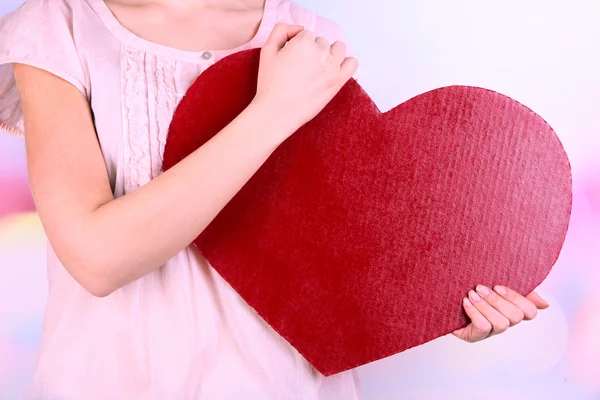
[201,51,212,60]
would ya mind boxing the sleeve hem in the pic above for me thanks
[0,120,24,138]
[0,55,88,98]
[0,56,89,138]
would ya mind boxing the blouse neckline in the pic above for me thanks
[87,0,278,63]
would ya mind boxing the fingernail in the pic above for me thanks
[541,298,550,307]
[494,285,506,295]
[476,285,490,296]
[464,297,473,307]
[469,290,481,302]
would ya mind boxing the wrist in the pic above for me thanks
[246,96,299,145]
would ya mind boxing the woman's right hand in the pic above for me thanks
[253,23,359,141]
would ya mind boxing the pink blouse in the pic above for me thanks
[0,0,363,398]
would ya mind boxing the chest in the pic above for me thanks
[103,0,265,52]
[89,1,270,197]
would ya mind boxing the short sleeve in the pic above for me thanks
[276,1,361,82]
[0,0,88,138]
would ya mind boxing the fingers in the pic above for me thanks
[340,57,359,81]
[329,41,358,82]
[493,285,543,320]
[314,37,333,62]
[295,29,316,43]
[330,40,347,64]
[263,23,305,55]
[474,285,524,327]
[265,25,359,85]
[315,36,331,49]
[525,290,550,310]
[295,32,358,83]
[468,289,511,335]
[454,285,549,344]
[454,297,493,342]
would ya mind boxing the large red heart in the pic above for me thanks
[162,48,571,376]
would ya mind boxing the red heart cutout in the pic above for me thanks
[162,48,571,376]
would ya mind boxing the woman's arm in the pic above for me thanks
[16,63,282,297]
[15,23,358,297]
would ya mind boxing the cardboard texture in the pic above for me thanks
[162,48,572,376]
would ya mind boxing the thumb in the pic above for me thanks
[263,23,304,55]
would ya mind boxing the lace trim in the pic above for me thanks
[122,47,151,193]
[155,57,177,168]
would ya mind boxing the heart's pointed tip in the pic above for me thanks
[316,366,347,378]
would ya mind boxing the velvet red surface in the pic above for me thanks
[162,48,572,376]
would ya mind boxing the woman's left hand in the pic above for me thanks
[452,285,550,343]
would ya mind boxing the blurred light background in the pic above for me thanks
[1,0,599,399]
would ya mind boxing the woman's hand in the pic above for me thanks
[452,285,550,343]
[253,23,359,140]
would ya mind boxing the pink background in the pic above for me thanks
[1,0,599,398]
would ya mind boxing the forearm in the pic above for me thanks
[78,100,288,296]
